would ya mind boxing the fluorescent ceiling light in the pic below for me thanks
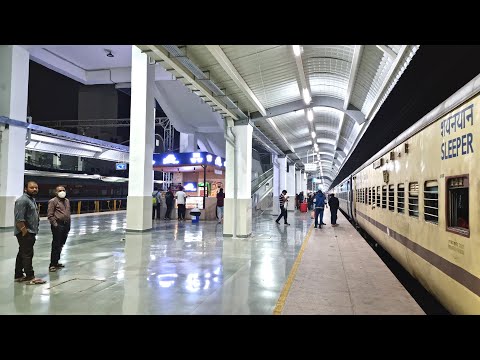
[292,45,301,57]
[311,131,316,138]
[303,88,311,105]
[307,108,313,121]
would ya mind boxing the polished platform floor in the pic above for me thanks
[0,207,424,315]
[0,209,310,314]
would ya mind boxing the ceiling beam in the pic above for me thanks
[205,45,266,116]
[205,45,295,154]
[333,45,363,178]
[366,45,409,121]
[344,45,363,110]
[145,45,239,120]
[250,96,365,125]
[376,45,396,59]
[292,45,316,165]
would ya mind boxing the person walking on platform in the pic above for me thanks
[216,188,225,224]
[164,187,174,220]
[47,185,71,272]
[328,193,339,227]
[313,190,326,229]
[176,186,187,221]
[13,181,46,285]
[152,187,162,220]
[275,190,290,225]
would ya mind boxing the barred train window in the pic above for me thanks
[397,184,405,214]
[368,187,372,205]
[382,186,387,209]
[372,187,376,207]
[388,184,395,211]
[424,180,438,224]
[365,188,368,204]
[408,182,419,218]
[376,186,381,207]
[447,176,469,236]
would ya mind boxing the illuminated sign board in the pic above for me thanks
[153,152,225,168]
[116,163,127,170]
[183,182,198,192]
[163,154,180,165]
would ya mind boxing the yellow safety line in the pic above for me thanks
[273,223,314,315]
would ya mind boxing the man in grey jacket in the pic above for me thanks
[13,181,46,285]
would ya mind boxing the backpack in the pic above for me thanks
[152,191,159,205]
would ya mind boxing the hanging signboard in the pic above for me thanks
[304,163,317,172]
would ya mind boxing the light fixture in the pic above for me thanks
[307,108,313,121]
[292,45,301,57]
[303,88,311,105]
[311,131,316,138]
[105,49,114,58]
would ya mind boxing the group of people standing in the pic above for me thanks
[152,186,226,224]
[152,186,186,221]
[276,189,340,229]
[13,181,72,285]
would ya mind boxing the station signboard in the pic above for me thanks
[304,163,317,172]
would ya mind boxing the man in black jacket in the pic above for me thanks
[328,193,340,227]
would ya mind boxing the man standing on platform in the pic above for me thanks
[47,185,71,272]
[13,180,46,285]
[328,193,339,227]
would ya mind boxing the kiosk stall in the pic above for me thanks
[153,152,225,220]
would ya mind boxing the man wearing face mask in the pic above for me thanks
[47,185,71,272]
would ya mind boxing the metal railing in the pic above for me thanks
[37,197,127,216]
[251,168,274,196]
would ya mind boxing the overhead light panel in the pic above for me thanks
[311,131,316,138]
[292,45,301,57]
[303,88,311,105]
[307,108,313,121]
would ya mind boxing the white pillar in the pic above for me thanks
[0,45,29,229]
[224,123,252,238]
[302,171,307,194]
[286,163,296,211]
[126,46,155,231]
[273,156,287,214]
[271,154,280,213]
[179,132,197,152]
[295,169,302,194]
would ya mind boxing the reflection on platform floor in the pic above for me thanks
[0,209,311,314]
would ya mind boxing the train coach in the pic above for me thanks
[334,73,480,315]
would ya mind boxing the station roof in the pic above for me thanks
[21,45,420,188]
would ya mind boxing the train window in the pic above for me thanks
[376,186,381,207]
[397,184,405,214]
[424,180,439,225]
[388,184,395,211]
[446,176,469,237]
[372,187,376,207]
[368,188,372,205]
[364,188,367,204]
[382,186,387,209]
[408,182,419,218]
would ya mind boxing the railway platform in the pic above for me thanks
[0,207,423,315]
